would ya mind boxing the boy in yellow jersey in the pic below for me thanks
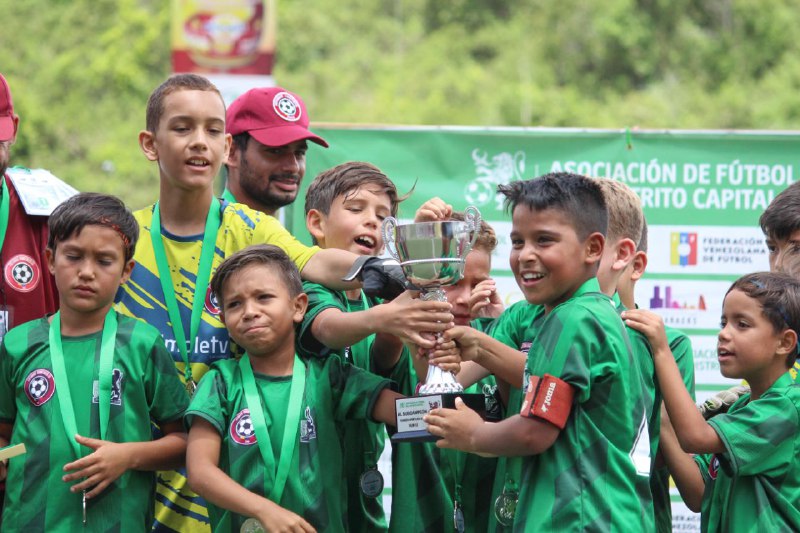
[115,74,404,532]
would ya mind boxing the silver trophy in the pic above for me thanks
[382,206,487,442]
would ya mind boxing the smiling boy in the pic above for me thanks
[425,173,653,532]
[115,74,405,532]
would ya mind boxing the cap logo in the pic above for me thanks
[273,92,302,122]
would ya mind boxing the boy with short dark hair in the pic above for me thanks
[624,272,800,531]
[185,245,404,532]
[300,162,456,532]
[426,173,654,531]
[116,74,404,531]
[0,193,189,531]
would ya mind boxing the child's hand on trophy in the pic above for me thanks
[414,197,453,223]
[423,336,462,374]
[424,397,485,453]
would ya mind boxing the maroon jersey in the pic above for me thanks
[0,173,58,335]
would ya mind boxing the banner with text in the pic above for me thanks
[288,126,799,531]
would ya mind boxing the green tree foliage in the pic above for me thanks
[1,0,798,205]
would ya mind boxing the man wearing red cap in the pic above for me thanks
[223,87,328,217]
[0,72,58,526]
[0,74,58,340]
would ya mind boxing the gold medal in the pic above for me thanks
[240,517,265,533]
[185,378,197,398]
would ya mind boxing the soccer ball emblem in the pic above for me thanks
[464,181,492,207]
[272,92,302,122]
[230,409,257,445]
[12,263,33,284]
[24,369,55,406]
[5,254,40,292]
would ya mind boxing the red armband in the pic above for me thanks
[519,374,574,429]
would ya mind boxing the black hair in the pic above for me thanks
[497,172,607,240]
[48,193,138,262]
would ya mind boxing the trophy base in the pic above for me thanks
[392,392,486,443]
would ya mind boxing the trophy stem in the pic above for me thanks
[418,287,464,395]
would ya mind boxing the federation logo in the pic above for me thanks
[205,288,221,316]
[670,232,698,266]
[4,254,41,292]
[230,409,257,445]
[272,92,302,122]
[25,368,55,406]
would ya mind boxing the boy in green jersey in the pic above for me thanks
[299,162,455,532]
[117,74,405,532]
[616,216,696,533]
[387,198,505,533]
[0,193,189,531]
[425,173,654,532]
[623,272,800,532]
[185,244,411,532]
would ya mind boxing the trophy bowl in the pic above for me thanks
[382,207,487,442]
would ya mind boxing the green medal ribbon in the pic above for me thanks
[239,355,306,503]
[0,178,10,255]
[150,197,221,387]
[49,310,118,456]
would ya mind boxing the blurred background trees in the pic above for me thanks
[1,0,798,207]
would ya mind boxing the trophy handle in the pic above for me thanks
[381,217,400,261]
[461,206,482,259]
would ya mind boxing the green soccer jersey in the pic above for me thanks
[695,372,800,532]
[484,301,546,533]
[298,281,388,533]
[184,355,392,532]
[0,314,189,532]
[514,278,654,532]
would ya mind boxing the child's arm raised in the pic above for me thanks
[622,309,725,454]
[187,418,316,533]
[61,420,187,499]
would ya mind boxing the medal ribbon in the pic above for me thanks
[150,197,221,385]
[0,178,10,256]
[49,310,118,457]
[239,355,306,503]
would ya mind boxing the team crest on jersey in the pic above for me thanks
[708,455,720,480]
[92,369,124,406]
[4,254,41,293]
[272,92,302,122]
[25,368,55,406]
[300,406,316,442]
[231,409,257,445]
[205,288,221,316]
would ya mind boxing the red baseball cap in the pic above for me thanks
[0,74,16,142]
[226,87,328,148]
